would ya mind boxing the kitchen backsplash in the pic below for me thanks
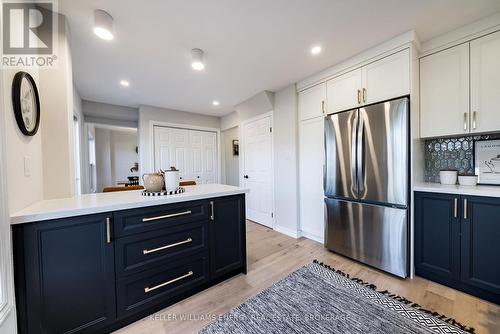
[424,133,500,183]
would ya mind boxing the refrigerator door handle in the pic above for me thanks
[356,113,365,196]
[351,112,359,197]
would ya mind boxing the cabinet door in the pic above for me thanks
[299,117,325,243]
[470,31,500,133]
[362,49,410,104]
[414,192,461,281]
[209,195,246,279]
[420,43,470,138]
[461,196,500,295]
[326,68,362,114]
[298,83,326,121]
[15,214,116,334]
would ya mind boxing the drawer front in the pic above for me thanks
[115,221,208,277]
[113,200,208,237]
[116,256,208,318]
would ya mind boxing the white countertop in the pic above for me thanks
[10,184,249,225]
[413,182,500,198]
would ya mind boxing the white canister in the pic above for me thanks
[439,170,458,185]
[163,170,180,192]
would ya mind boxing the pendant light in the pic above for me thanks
[191,48,205,70]
[94,9,114,41]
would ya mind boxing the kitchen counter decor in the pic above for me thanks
[141,187,185,196]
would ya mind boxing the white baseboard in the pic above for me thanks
[273,225,300,239]
[300,230,324,244]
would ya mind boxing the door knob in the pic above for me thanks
[197,176,200,178]
[244,175,249,179]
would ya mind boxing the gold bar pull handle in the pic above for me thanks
[362,88,367,103]
[463,199,468,220]
[142,210,192,222]
[143,238,192,255]
[106,217,111,244]
[144,271,193,293]
[472,111,477,130]
[453,198,458,218]
[321,100,325,114]
[463,112,468,131]
[210,201,215,222]
[357,89,361,104]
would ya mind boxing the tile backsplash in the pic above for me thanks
[424,134,500,183]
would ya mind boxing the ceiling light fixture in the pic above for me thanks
[120,80,130,87]
[94,9,114,41]
[311,45,322,55]
[212,100,220,106]
[191,48,205,70]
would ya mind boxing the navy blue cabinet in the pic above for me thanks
[13,195,246,334]
[415,192,500,305]
[13,213,116,334]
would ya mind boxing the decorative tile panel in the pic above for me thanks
[424,134,500,183]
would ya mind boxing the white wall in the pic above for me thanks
[83,100,138,128]
[138,105,220,175]
[94,128,112,192]
[222,127,240,186]
[110,130,139,184]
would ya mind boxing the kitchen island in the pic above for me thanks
[11,184,248,334]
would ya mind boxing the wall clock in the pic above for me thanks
[12,71,40,136]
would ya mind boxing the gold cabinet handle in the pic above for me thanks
[106,217,111,244]
[362,88,367,103]
[463,112,468,131]
[453,198,458,218]
[142,210,192,222]
[357,89,361,104]
[463,199,468,220]
[210,201,214,221]
[144,271,193,293]
[321,100,325,114]
[143,238,192,255]
[472,111,477,130]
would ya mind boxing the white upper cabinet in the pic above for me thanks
[326,68,362,114]
[420,43,470,138]
[470,31,500,134]
[298,83,326,121]
[362,49,410,104]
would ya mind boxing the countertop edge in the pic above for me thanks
[413,182,500,198]
[10,187,249,225]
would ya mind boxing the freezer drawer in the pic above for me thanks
[325,198,408,277]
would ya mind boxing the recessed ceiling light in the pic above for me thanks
[191,48,205,71]
[120,80,130,87]
[311,45,322,55]
[94,9,114,41]
[212,100,220,106]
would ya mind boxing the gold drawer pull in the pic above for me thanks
[143,238,192,255]
[144,271,193,293]
[142,210,192,222]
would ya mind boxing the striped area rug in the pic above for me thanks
[199,261,474,334]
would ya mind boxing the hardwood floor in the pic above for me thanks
[115,221,500,334]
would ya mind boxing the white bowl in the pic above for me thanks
[440,170,458,185]
[458,175,478,186]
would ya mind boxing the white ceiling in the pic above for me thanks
[60,0,500,116]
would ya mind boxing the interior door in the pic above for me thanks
[190,131,217,184]
[242,115,273,227]
[154,127,190,181]
[470,30,500,133]
[358,97,408,206]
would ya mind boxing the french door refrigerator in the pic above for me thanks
[324,97,409,278]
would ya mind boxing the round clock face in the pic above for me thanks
[12,71,40,136]
[20,77,37,132]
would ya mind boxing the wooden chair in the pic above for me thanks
[103,185,144,193]
[179,181,196,186]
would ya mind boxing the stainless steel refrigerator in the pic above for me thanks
[324,97,409,278]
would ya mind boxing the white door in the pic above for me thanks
[327,68,362,114]
[242,115,274,227]
[420,43,470,138]
[470,31,500,134]
[189,131,217,184]
[299,83,326,121]
[362,49,410,104]
[299,117,325,243]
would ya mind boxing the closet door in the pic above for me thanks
[169,128,190,181]
[189,131,217,184]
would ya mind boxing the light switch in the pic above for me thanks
[24,156,31,177]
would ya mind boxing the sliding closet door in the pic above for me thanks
[154,126,218,184]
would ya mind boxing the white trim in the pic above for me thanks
[274,225,300,239]
[149,120,221,183]
[300,230,324,244]
[240,112,275,229]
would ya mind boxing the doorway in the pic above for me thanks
[241,113,274,228]
[221,126,240,186]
